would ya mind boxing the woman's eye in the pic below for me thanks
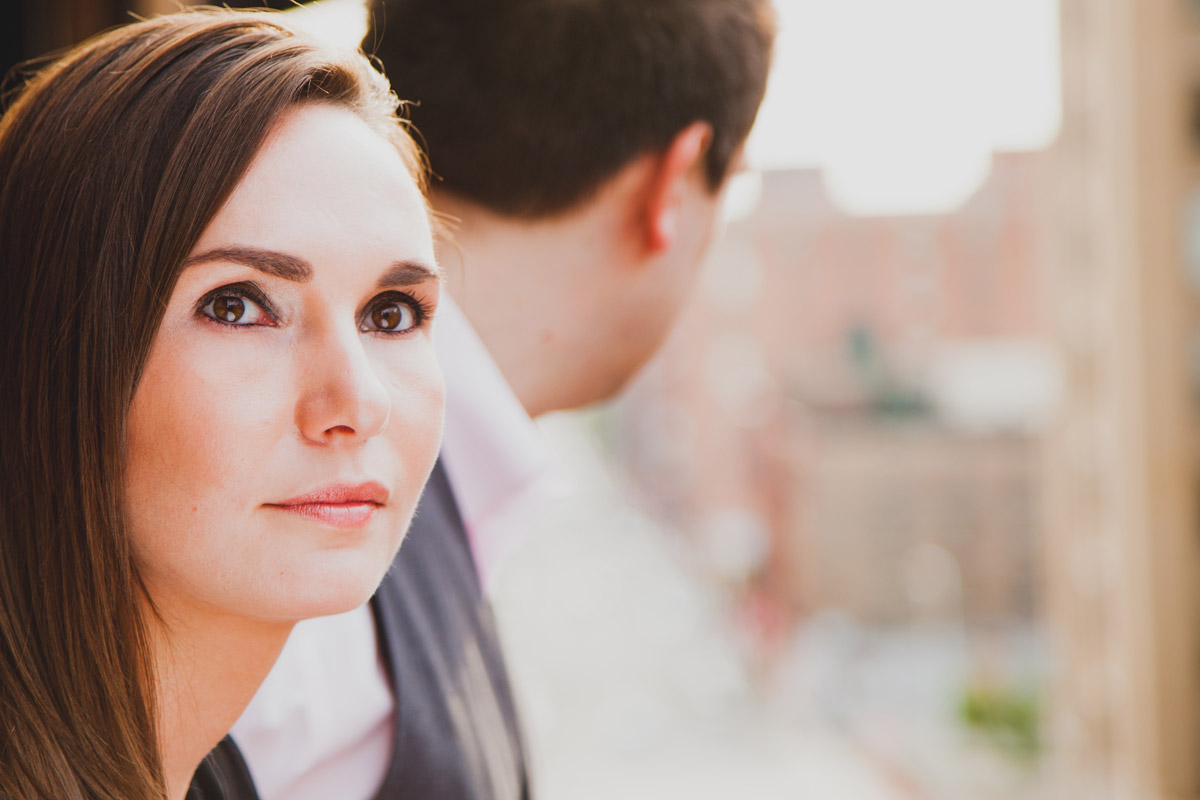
[200,291,273,326]
[362,296,419,333]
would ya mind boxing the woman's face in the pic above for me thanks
[124,104,443,624]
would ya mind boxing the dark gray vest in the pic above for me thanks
[189,460,531,800]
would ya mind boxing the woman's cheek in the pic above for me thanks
[130,327,292,495]
[375,343,445,483]
[386,342,445,423]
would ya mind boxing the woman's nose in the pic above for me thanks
[294,324,391,445]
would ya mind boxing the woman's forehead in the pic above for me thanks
[191,104,436,281]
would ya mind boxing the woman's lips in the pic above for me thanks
[266,482,388,530]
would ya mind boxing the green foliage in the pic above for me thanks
[958,683,1041,758]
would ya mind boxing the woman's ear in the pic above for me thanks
[642,121,713,253]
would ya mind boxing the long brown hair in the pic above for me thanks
[0,10,424,798]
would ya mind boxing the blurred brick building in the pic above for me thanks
[611,153,1051,633]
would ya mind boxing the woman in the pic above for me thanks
[0,10,443,800]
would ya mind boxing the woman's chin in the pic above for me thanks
[271,563,393,622]
[193,551,397,626]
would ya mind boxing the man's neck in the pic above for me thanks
[432,190,636,417]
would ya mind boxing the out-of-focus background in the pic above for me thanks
[9,0,1200,797]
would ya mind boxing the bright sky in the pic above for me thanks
[747,0,1062,216]
[285,0,369,47]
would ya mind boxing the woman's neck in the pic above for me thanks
[149,608,292,800]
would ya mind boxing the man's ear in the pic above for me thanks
[642,121,713,253]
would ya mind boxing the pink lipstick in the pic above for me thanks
[267,482,389,529]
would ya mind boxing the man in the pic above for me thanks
[211,0,775,797]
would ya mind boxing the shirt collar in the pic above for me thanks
[434,296,565,590]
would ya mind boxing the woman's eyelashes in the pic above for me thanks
[197,282,276,328]
[359,291,432,335]
[195,283,433,335]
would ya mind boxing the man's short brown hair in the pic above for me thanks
[369,0,775,218]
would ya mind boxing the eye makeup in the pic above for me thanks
[358,290,435,335]
[195,281,278,328]
[192,280,437,336]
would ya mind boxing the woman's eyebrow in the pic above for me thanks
[182,246,312,282]
[376,260,440,289]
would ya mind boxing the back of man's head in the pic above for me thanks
[368,0,775,219]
